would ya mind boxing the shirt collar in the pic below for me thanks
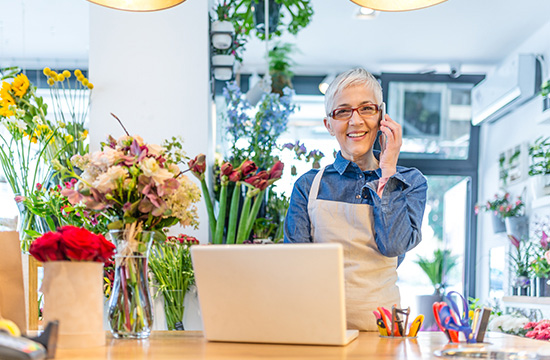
[333,150,382,176]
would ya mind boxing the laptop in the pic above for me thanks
[191,243,359,346]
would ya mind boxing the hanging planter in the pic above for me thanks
[505,215,529,241]
[211,20,235,50]
[212,54,235,81]
[252,0,281,34]
[491,214,506,234]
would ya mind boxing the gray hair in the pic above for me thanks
[324,68,383,116]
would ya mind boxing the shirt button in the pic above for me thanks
[359,174,363,178]
[356,195,361,199]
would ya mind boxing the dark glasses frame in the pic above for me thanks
[328,104,381,121]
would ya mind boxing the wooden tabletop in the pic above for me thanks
[54,331,547,359]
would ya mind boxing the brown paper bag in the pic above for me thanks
[0,231,27,334]
[42,261,105,348]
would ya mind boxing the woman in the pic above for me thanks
[284,68,427,331]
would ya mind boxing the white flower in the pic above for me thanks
[33,115,42,125]
[93,166,128,193]
[11,119,26,132]
[140,157,173,185]
[167,163,180,175]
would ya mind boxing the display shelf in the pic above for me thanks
[502,296,550,313]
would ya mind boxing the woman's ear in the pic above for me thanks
[323,117,335,136]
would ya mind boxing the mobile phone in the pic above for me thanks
[380,102,387,152]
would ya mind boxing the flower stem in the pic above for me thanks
[225,183,241,244]
[236,192,252,244]
[214,181,228,244]
[244,189,266,241]
[200,179,217,237]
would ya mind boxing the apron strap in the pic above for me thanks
[307,166,326,212]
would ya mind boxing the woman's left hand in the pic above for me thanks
[378,114,402,178]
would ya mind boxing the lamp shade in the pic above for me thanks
[87,0,187,12]
[349,0,446,11]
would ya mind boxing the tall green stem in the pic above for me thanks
[236,193,252,244]
[244,189,266,241]
[225,183,241,244]
[214,181,228,244]
[200,178,216,237]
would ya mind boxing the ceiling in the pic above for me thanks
[2,0,550,76]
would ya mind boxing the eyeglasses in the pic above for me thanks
[329,104,381,121]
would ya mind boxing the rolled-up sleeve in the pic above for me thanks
[368,168,428,258]
[284,173,314,243]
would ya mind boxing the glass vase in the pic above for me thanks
[17,202,47,253]
[107,229,154,339]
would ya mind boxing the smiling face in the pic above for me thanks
[324,84,381,169]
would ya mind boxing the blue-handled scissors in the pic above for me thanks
[440,291,475,343]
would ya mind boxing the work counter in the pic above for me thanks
[54,331,548,359]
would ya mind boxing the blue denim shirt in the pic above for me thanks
[283,151,428,266]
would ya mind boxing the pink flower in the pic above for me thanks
[545,251,550,264]
[188,154,206,176]
[228,170,241,182]
[36,183,42,190]
[268,161,284,180]
[240,160,257,177]
[509,235,520,249]
[542,231,549,249]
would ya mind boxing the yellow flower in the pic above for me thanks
[82,79,89,86]
[50,71,57,78]
[0,82,15,104]
[57,74,65,82]
[0,105,13,118]
[81,129,88,139]
[62,70,71,78]
[47,78,54,86]
[74,69,82,77]
[59,122,66,128]
[65,134,74,144]
[12,74,30,97]
[87,83,94,90]
[43,67,51,76]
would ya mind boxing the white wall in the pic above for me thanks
[477,21,550,306]
[88,1,213,242]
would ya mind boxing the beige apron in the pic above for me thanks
[307,167,400,331]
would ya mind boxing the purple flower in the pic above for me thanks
[509,235,520,249]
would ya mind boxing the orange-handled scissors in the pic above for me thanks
[377,307,392,336]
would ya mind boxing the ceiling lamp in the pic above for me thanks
[319,74,336,95]
[87,0,186,12]
[349,0,446,12]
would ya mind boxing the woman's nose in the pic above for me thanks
[348,110,363,125]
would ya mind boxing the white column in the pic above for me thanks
[89,0,213,242]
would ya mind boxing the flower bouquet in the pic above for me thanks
[29,225,115,348]
[0,69,58,248]
[189,154,283,244]
[61,133,201,338]
[149,234,198,330]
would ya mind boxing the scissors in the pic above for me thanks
[408,314,423,337]
[433,301,458,343]
[377,307,393,336]
[440,291,476,343]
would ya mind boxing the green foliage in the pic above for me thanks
[414,248,458,295]
[541,80,550,97]
[528,136,550,176]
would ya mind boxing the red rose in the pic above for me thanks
[95,233,116,262]
[58,225,101,261]
[30,232,65,262]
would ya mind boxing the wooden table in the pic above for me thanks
[55,331,548,359]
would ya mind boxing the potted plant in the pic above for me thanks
[509,235,533,296]
[530,231,550,296]
[414,248,458,330]
[268,42,295,95]
[217,0,313,41]
[528,136,550,198]
[475,192,510,234]
[499,195,528,240]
